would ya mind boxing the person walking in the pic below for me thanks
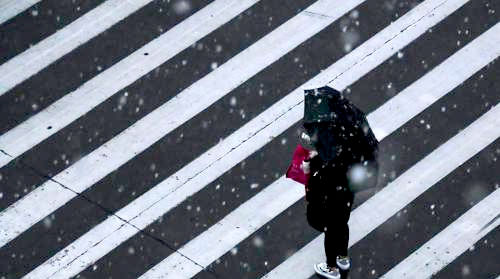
[299,85,379,279]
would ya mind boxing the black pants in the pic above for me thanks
[306,186,354,267]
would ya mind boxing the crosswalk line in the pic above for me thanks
[0,0,40,25]
[142,107,500,278]
[0,0,369,249]
[380,188,500,279]
[0,0,261,168]
[23,2,482,277]
[139,176,301,278]
[261,103,500,279]
[138,36,500,279]
[0,0,155,96]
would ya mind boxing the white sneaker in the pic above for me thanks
[313,262,341,279]
[336,255,351,270]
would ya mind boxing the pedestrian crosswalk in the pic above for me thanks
[0,0,368,248]
[0,0,261,168]
[0,0,498,278]
[0,0,155,97]
[381,188,500,278]
[145,26,500,276]
[261,104,500,279]
[142,103,500,278]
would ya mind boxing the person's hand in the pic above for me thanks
[300,160,310,174]
[308,150,318,158]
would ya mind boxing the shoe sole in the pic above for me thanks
[336,263,350,271]
[313,264,340,279]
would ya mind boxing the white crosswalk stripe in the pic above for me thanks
[261,103,500,279]
[9,1,472,277]
[0,0,368,249]
[25,2,497,278]
[381,188,500,279]
[0,0,261,168]
[140,106,500,278]
[1,0,498,278]
[0,0,155,97]
[139,24,500,276]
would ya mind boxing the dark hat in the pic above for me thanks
[303,85,346,124]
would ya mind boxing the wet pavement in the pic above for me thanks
[0,0,499,278]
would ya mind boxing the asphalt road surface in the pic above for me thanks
[0,0,499,278]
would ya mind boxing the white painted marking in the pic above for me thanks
[1,0,367,251]
[0,0,40,25]
[139,42,500,279]
[0,0,261,168]
[21,1,484,277]
[140,176,303,278]
[0,0,154,96]
[367,22,500,139]
[262,104,500,279]
[381,188,500,279]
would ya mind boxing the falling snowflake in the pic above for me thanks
[128,246,135,255]
[250,183,259,189]
[117,92,128,110]
[339,29,360,53]
[43,216,53,229]
[350,10,359,19]
[230,247,238,255]
[252,236,264,248]
[461,264,471,276]
[173,0,191,15]
[230,96,237,106]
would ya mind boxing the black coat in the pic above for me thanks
[302,86,379,200]
[304,129,378,204]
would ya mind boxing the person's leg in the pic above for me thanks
[324,220,348,267]
[324,188,354,266]
[309,200,344,278]
[324,216,349,266]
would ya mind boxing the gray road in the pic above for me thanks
[0,0,499,278]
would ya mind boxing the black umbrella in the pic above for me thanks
[300,85,379,192]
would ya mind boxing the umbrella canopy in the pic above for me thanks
[301,85,379,191]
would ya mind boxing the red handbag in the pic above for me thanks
[285,144,311,186]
